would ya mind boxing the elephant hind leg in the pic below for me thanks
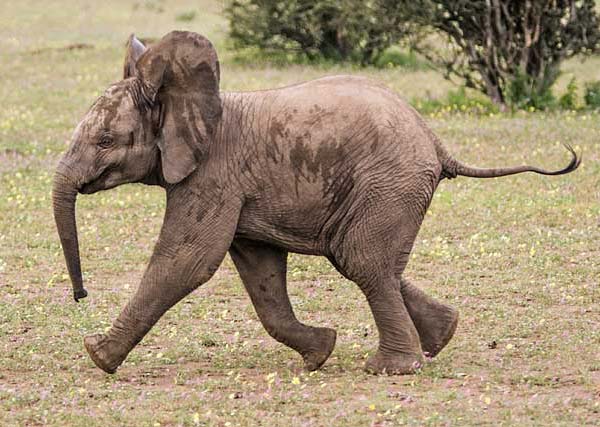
[388,224,458,358]
[399,278,458,357]
[328,253,424,374]
[327,195,433,374]
[229,238,336,371]
[362,279,424,374]
[335,266,424,374]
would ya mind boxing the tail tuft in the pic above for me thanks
[552,144,581,175]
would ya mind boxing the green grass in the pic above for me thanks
[1,1,599,426]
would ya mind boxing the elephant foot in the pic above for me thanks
[399,279,459,358]
[84,334,128,374]
[420,307,459,358]
[364,351,424,375]
[301,327,337,371]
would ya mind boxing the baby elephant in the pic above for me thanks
[53,31,580,375]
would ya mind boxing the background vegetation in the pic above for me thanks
[228,0,600,110]
[226,0,416,65]
[0,1,598,426]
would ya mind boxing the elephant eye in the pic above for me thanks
[98,135,113,149]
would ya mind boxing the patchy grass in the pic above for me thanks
[1,1,599,426]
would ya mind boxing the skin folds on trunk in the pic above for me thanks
[52,170,88,301]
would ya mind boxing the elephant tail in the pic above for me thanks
[436,141,581,180]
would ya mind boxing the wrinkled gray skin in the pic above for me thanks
[53,31,580,375]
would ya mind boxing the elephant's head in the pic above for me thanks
[53,31,222,301]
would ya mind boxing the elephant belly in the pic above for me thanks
[235,187,337,255]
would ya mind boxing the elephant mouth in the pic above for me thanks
[79,181,98,194]
[79,167,116,194]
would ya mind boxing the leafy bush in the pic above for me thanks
[175,10,196,22]
[228,45,337,68]
[559,78,579,111]
[404,0,600,109]
[413,87,499,116]
[507,72,556,111]
[584,81,600,109]
[374,47,427,70]
[225,0,415,65]
[226,0,600,111]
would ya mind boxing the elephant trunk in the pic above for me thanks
[52,166,88,301]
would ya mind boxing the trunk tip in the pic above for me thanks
[74,288,88,302]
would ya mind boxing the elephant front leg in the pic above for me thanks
[229,239,337,371]
[83,265,201,374]
[84,195,242,374]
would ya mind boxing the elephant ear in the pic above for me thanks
[123,34,147,79]
[134,31,222,184]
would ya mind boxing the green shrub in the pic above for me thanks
[584,81,600,109]
[408,0,600,109]
[228,45,335,68]
[225,0,415,65]
[559,78,579,110]
[175,10,196,22]
[412,87,498,116]
[416,79,587,114]
[374,47,427,70]
[507,72,556,111]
